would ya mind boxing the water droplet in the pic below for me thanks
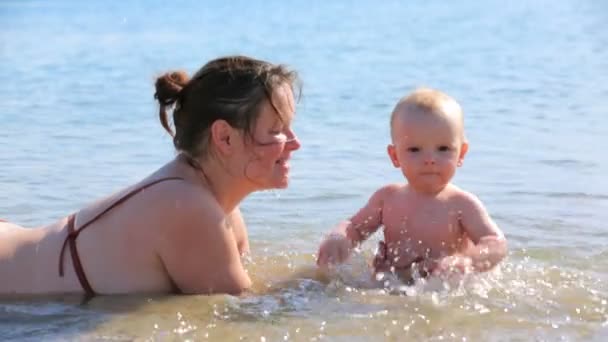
[431,293,439,305]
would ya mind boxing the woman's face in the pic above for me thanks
[243,83,301,189]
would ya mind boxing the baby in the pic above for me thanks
[317,88,507,283]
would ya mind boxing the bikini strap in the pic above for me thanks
[58,177,185,293]
[58,213,95,296]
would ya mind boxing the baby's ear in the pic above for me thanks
[458,141,469,167]
[387,144,400,167]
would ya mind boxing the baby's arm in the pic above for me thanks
[452,192,507,272]
[316,186,388,267]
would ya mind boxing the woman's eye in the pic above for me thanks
[268,129,284,140]
[272,132,289,143]
[271,125,286,135]
[438,145,451,152]
[407,147,420,153]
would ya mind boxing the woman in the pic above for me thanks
[0,56,301,297]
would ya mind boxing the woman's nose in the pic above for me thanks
[285,129,301,150]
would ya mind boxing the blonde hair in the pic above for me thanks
[390,87,464,138]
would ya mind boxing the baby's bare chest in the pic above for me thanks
[381,202,467,256]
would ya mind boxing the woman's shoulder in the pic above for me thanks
[74,166,219,231]
[139,175,221,221]
[136,158,219,213]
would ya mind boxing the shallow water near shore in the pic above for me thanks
[1,0,607,340]
[1,251,606,341]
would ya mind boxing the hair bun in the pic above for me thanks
[154,71,190,105]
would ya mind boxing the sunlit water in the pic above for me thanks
[1,0,607,340]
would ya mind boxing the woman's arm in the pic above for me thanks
[227,207,250,256]
[157,190,251,295]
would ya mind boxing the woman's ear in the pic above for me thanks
[387,144,400,167]
[457,141,469,167]
[210,120,235,155]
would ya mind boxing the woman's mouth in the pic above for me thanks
[276,158,289,167]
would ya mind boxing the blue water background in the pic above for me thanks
[2,0,607,252]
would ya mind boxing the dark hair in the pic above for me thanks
[154,56,299,158]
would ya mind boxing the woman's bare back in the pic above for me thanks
[0,156,247,296]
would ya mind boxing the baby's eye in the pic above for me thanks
[438,145,451,152]
[407,147,420,153]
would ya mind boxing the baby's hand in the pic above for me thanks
[316,233,353,268]
[432,254,473,276]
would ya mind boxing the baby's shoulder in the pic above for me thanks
[443,185,486,209]
[374,183,408,198]
[364,183,406,205]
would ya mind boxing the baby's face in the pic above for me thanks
[388,108,467,194]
